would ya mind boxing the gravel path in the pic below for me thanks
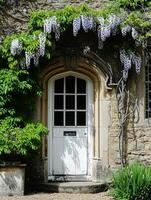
[1,192,114,200]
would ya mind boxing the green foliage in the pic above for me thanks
[0,2,151,162]
[0,69,32,117]
[0,4,115,69]
[123,11,151,29]
[0,117,48,156]
[0,69,28,118]
[28,4,121,32]
[114,0,148,9]
[0,31,46,68]
[0,3,151,69]
[0,68,47,161]
[28,5,94,31]
[111,163,151,200]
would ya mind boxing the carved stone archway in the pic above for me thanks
[36,51,113,182]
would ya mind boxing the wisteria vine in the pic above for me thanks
[115,48,142,165]
[10,39,22,56]
[116,75,139,166]
[9,12,143,70]
[120,49,142,80]
[7,6,145,167]
[44,16,60,41]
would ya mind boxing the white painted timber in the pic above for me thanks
[48,72,93,181]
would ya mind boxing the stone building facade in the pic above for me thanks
[0,0,151,183]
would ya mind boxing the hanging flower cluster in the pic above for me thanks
[72,14,140,50]
[8,12,142,70]
[131,28,138,40]
[25,52,34,68]
[24,33,47,68]
[25,51,41,68]
[10,39,22,56]
[10,35,47,68]
[98,15,121,41]
[81,15,95,32]
[97,15,122,49]
[120,49,142,80]
[44,16,60,41]
[121,25,131,37]
[73,14,123,49]
[39,32,46,57]
[121,25,138,40]
[131,52,142,73]
[73,17,81,36]
[73,16,96,36]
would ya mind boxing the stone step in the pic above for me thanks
[35,181,109,194]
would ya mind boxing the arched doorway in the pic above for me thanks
[48,72,93,181]
[40,53,112,182]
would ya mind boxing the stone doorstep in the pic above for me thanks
[35,181,109,194]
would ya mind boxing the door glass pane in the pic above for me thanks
[66,95,75,109]
[77,95,86,109]
[65,112,75,126]
[54,111,63,126]
[66,76,75,93]
[54,95,64,109]
[55,78,64,93]
[77,112,86,126]
[77,78,86,94]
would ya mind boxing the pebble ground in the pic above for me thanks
[1,192,114,200]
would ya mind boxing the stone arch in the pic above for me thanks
[37,54,112,182]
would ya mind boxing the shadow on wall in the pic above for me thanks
[52,135,88,176]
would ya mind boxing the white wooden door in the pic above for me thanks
[52,76,88,175]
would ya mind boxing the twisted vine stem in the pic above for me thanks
[116,76,139,166]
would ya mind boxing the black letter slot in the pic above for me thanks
[64,131,76,136]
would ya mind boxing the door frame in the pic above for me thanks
[47,71,94,181]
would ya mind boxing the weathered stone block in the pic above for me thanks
[0,165,25,196]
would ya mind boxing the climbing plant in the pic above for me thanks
[1,2,150,70]
[0,1,151,164]
[114,0,150,9]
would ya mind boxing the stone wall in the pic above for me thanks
[1,0,151,183]
[127,127,151,164]
[108,95,120,168]
[126,68,151,165]
[107,66,151,169]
